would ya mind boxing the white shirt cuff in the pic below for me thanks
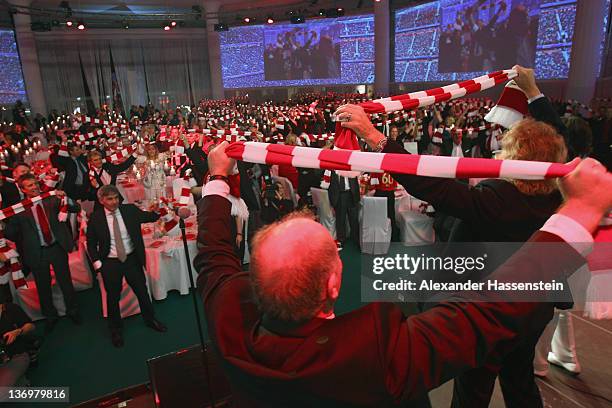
[203,180,230,199]
[540,214,594,256]
[93,260,102,270]
[527,94,545,104]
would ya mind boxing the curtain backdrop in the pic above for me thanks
[36,33,211,114]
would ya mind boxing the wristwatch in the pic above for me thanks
[209,175,230,184]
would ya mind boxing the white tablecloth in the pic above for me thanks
[116,175,178,204]
[141,217,199,301]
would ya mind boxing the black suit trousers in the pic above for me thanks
[334,191,359,243]
[32,243,77,319]
[374,190,399,241]
[451,323,547,408]
[100,253,154,329]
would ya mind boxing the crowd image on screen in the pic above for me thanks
[264,26,342,81]
[438,0,539,72]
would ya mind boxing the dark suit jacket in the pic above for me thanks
[4,197,80,270]
[194,194,585,407]
[90,156,137,189]
[383,140,562,242]
[86,204,159,268]
[52,154,91,200]
[0,182,23,209]
[238,161,261,211]
[528,96,568,144]
[327,172,360,208]
[184,146,208,185]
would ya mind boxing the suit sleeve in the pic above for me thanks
[136,206,160,223]
[86,217,101,265]
[3,217,19,242]
[382,140,506,223]
[387,231,586,401]
[185,147,209,176]
[108,155,137,175]
[50,153,68,171]
[528,97,569,144]
[194,195,242,309]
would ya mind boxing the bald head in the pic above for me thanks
[250,213,342,322]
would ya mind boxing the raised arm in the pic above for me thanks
[107,154,137,175]
[390,157,612,400]
[513,65,568,143]
[333,104,507,223]
[193,142,242,306]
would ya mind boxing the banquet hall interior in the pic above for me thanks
[0,0,611,406]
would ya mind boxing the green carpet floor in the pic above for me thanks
[7,242,364,408]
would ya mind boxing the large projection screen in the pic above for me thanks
[394,0,590,82]
[0,29,27,105]
[220,15,375,89]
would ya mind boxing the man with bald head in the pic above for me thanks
[195,141,612,407]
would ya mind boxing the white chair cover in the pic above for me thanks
[360,196,392,254]
[394,194,435,245]
[397,210,435,246]
[273,176,298,207]
[172,177,197,207]
[404,141,418,154]
[311,188,336,239]
[11,274,67,321]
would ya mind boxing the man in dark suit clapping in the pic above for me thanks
[86,185,167,348]
[4,175,81,332]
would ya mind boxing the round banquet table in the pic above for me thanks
[116,175,178,204]
[141,216,199,301]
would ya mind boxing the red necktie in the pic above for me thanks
[36,204,53,246]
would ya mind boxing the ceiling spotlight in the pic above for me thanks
[243,17,251,23]
[66,20,73,27]
[77,22,85,30]
[171,21,177,27]
[267,16,274,24]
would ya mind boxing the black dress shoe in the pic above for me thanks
[68,312,82,325]
[111,330,124,348]
[45,318,58,333]
[145,319,167,333]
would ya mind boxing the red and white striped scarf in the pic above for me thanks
[0,239,26,289]
[224,142,573,190]
[81,116,129,129]
[0,190,68,222]
[333,70,517,152]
